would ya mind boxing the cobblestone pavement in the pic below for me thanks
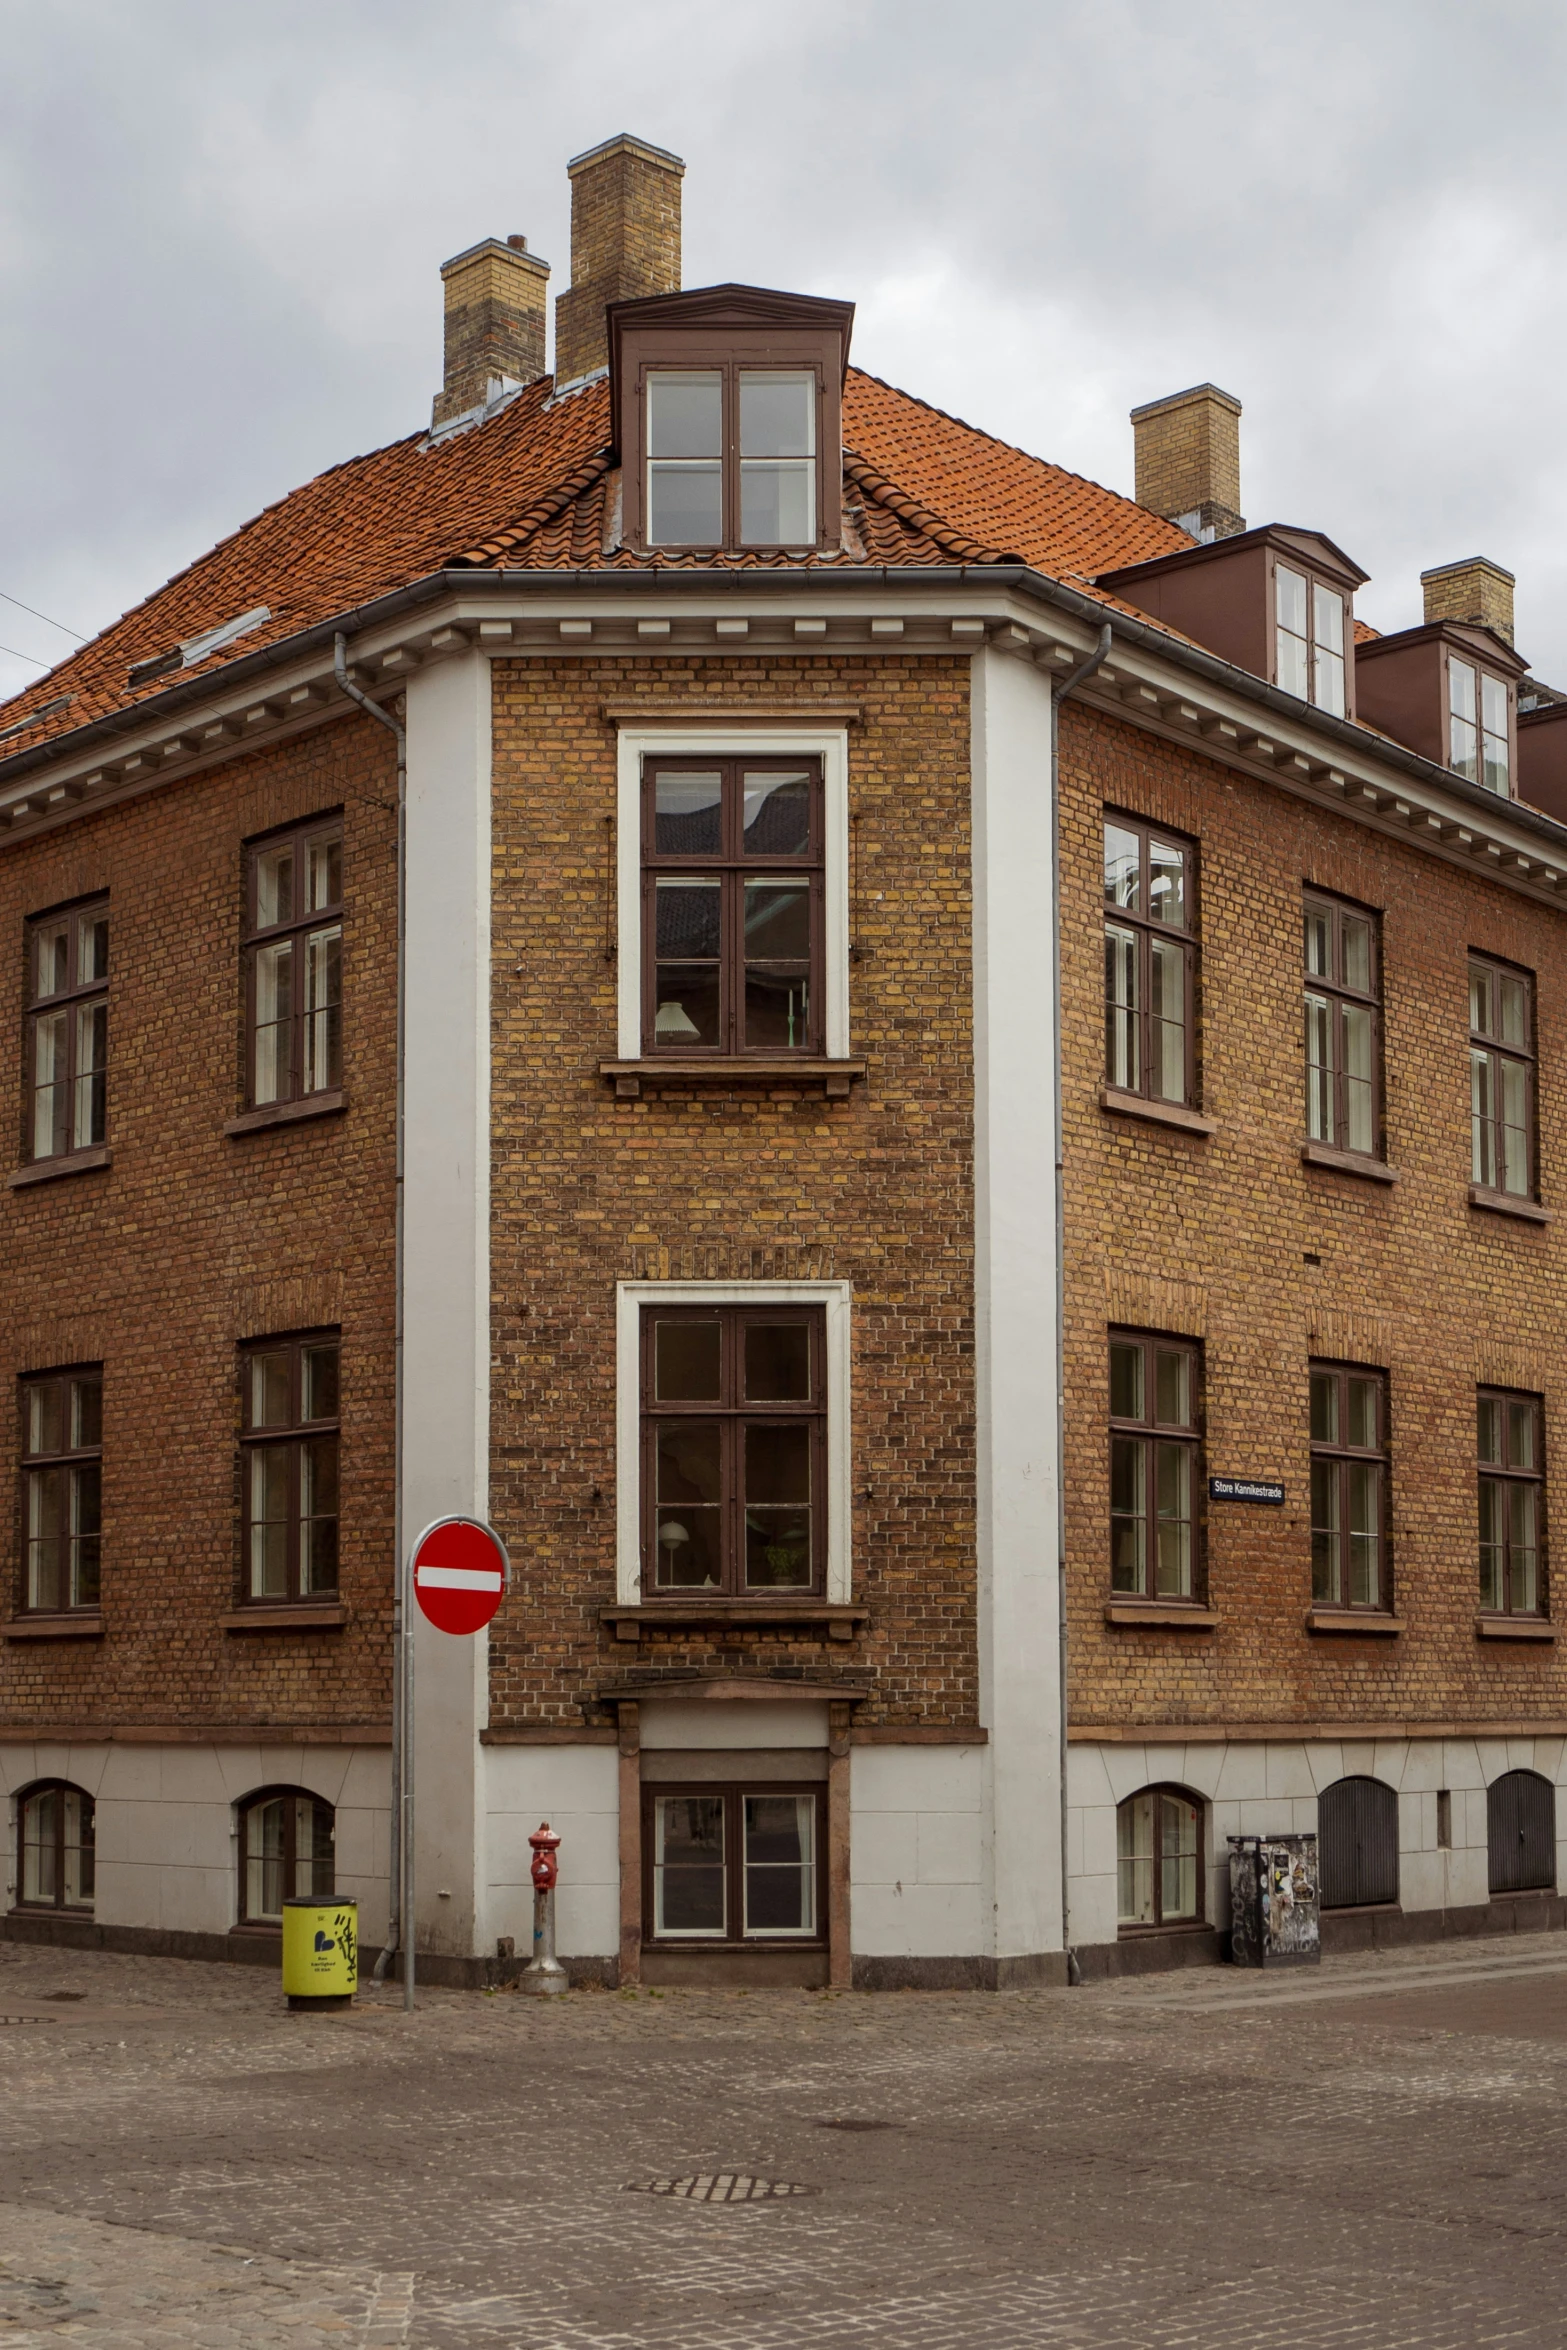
[1,1933,1566,2346]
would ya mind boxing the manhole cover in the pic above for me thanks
[628,2175,816,2203]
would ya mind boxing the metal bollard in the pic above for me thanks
[519,1821,567,1997]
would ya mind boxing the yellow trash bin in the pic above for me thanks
[282,1896,358,2009]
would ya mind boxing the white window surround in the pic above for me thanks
[615,1279,852,1604]
[614,727,851,1060]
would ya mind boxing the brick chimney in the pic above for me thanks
[432,235,550,431]
[1421,556,1515,646]
[1131,383,1245,541]
[552,133,684,389]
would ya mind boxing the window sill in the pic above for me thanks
[1469,1185,1552,1224]
[601,1058,866,1100]
[3,1611,105,1641]
[603,1602,867,1644]
[8,1147,111,1190]
[221,1603,349,1632]
[1103,1599,1219,1628]
[1300,1141,1399,1184]
[224,1090,347,1136]
[1098,1087,1215,1136]
[1476,1613,1556,1642]
[1305,1607,1404,1635]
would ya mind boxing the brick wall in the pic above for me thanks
[1061,700,1567,1729]
[485,653,977,1730]
[0,713,398,1733]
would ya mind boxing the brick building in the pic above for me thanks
[5,134,1567,1985]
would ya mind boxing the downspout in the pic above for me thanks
[1050,621,1112,1987]
[333,635,408,1989]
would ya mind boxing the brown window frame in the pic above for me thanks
[19,1365,102,1615]
[23,895,108,1164]
[1116,1785,1204,1931]
[641,1783,826,1947]
[640,1303,826,1601]
[1469,955,1535,1200]
[1303,890,1383,1157]
[236,1785,336,1926]
[238,1332,340,1606]
[14,1779,95,1913]
[1107,1330,1203,1603]
[631,354,837,554]
[1445,646,1513,797]
[1309,1361,1389,1611]
[1478,1388,1545,1619]
[641,757,824,1057]
[241,815,343,1111]
[1102,813,1199,1108]
[1271,557,1349,717]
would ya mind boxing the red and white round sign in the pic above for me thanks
[411,1517,510,1636]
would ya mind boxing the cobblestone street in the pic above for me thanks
[1,1932,1565,2347]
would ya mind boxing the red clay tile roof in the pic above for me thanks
[0,364,1191,763]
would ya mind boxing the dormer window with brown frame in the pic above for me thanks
[608,284,854,557]
[1448,653,1510,795]
[1095,527,1366,719]
[1354,621,1526,798]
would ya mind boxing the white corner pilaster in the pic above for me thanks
[971,644,1065,1975]
[402,652,492,1961]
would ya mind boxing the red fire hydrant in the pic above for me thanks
[521,1822,566,1997]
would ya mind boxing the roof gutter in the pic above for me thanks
[5,559,1564,855]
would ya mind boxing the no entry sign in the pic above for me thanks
[411,1517,510,1636]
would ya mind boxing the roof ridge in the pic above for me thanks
[846,365,1191,544]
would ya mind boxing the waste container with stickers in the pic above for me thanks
[282,1895,359,2008]
[1228,1833,1319,1967]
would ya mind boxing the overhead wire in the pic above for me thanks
[0,641,48,668]
[0,589,85,640]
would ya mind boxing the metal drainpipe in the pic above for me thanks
[1050,622,1112,1988]
[332,635,408,1993]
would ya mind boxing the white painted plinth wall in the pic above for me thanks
[1068,1734,1567,1949]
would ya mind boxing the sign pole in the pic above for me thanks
[403,1534,416,2012]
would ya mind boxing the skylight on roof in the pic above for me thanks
[0,693,71,745]
[127,604,271,688]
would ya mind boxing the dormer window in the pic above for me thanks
[644,367,818,548]
[1276,565,1346,716]
[1448,657,1510,795]
[608,283,853,558]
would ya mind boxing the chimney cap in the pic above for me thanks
[1420,554,1516,590]
[1130,381,1242,425]
[439,235,550,284]
[566,130,685,178]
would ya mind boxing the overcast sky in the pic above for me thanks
[3,0,1566,705]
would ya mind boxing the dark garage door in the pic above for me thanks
[1318,1776,1399,1909]
[1488,1770,1556,1895]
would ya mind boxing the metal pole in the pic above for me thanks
[332,635,408,2003]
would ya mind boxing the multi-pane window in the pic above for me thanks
[1116,1788,1202,1928]
[1103,817,1197,1106]
[238,1788,334,1923]
[1478,1390,1543,1617]
[26,899,108,1161]
[1310,1363,1387,1608]
[21,1368,102,1613]
[641,1305,824,1597]
[240,1335,339,1603]
[645,368,817,548]
[243,820,342,1108]
[1303,893,1380,1156]
[16,1782,95,1910]
[645,1786,822,1942]
[1449,657,1510,795]
[1108,1332,1200,1600]
[642,759,822,1055]
[1469,956,1533,1198]
[1276,565,1347,717]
